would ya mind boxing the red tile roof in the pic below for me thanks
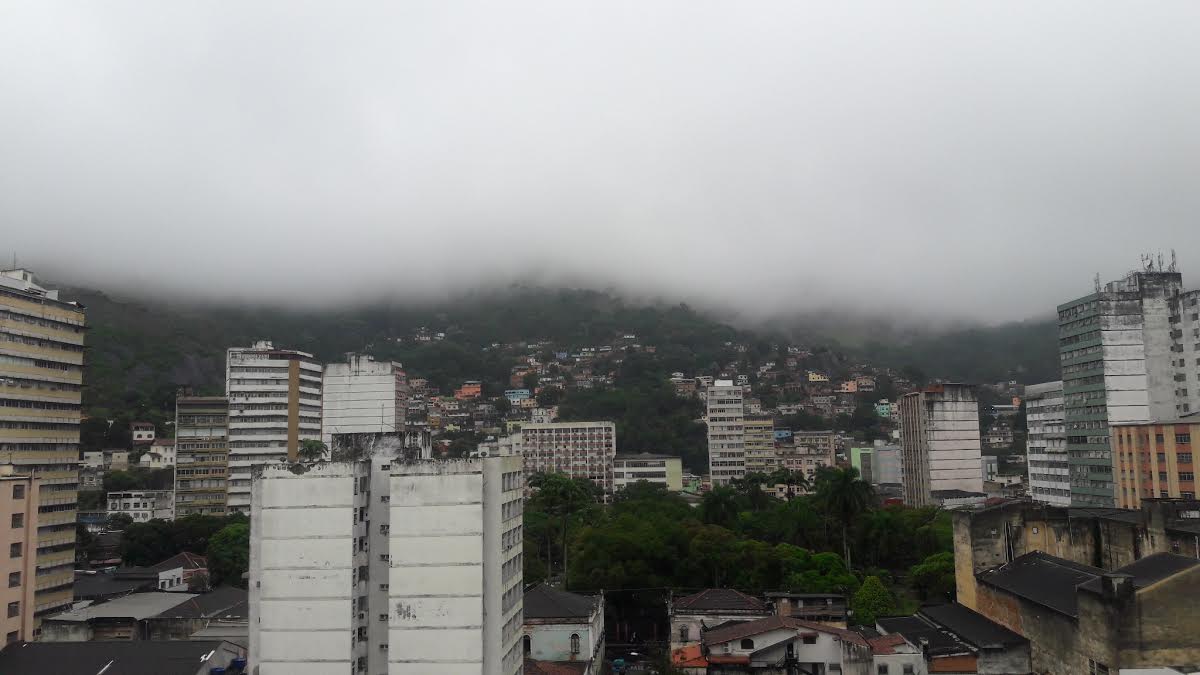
[671,644,708,668]
[868,633,909,655]
[523,660,589,675]
[673,588,767,613]
[703,615,868,648]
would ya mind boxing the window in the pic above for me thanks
[1181,453,1194,464]
[1180,472,1195,482]
[379,614,388,622]
[8,543,19,559]
[903,666,914,675]
[739,638,754,650]
[1179,434,1193,444]
[6,602,18,618]
[524,635,532,655]
[10,513,21,528]
[1089,659,1110,675]
[679,625,690,642]
[380,495,390,503]
[803,635,817,644]
[380,583,389,591]
[879,666,890,675]
[7,572,18,588]
[571,633,582,654]
[1156,434,1165,444]
[11,484,23,499]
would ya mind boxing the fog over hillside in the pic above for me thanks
[3,2,1199,320]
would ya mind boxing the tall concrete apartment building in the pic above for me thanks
[174,396,230,517]
[0,269,84,617]
[225,341,323,512]
[742,416,776,474]
[1058,265,1200,506]
[1025,381,1069,506]
[1112,419,1197,508]
[706,380,745,486]
[1,467,39,643]
[898,384,984,507]
[322,354,407,445]
[249,455,525,675]
[520,421,616,494]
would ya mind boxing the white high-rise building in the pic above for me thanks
[1058,265,1200,506]
[706,380,745,486]
[898,384,984,507]
[1025,380,1069,506]
[226,341,323,512]
[322,354,407,445]
[249,454,525,675]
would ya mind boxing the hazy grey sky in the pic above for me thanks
[2,2,1198,321]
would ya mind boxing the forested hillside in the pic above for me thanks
[69,284,1059,426]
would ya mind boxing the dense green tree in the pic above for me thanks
[700,487,741,529]
[120,519,174,564]
[106,513,134,531]
[207,523,250,588]
[851,575,897,626]
[528,473,602,588]
[298,439,328,462]
[910,552,956,602]
[813,466,874,572]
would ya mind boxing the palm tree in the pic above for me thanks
[814,466,874,572]
[767,469,810,501]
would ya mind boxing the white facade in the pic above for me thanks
[226,341,323,512]
[1025,380,1069,506]
[613,453,683,492]
[107,490,174,522]
[899,384,984,507]
[872,443,903,486]
[322,354,406,444]
[706,380,745,486]
[520,422,616,493]
[139,440,176,468]
[249,455,524,675]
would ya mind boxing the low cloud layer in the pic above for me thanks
[2,2,1198,321]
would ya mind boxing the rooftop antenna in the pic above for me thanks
[1094,273,1101,294]
[1170,249,1178,272]
[1158,252,1165,272]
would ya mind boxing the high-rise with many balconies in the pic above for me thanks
[1025,380,1069,506]
[706,380,745,486]
[225,341,322,512]
[0,269,84,619]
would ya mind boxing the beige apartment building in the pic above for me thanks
[0,467,39,644]
[743,416,777,474]
[0,269,83,619]
[174,396,230,517]
[1112,420,1197,508]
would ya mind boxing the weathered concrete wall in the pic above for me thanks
[1118,566,1200,668]
[978,643,1032,675]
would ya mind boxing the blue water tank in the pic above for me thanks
[232,657,248,669]
[210,668,226,675]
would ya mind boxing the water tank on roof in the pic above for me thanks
[210,668,226,675]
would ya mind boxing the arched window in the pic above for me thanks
[522,635,531,656]
[740,638,755,650]
[679,625,690,642]
[570,633,581,655]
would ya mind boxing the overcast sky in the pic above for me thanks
[2,2,1198,322]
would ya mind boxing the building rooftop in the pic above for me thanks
[524,660,589,675]
[73,572,153,601]
[613,452,677,461]
[919,603,1027,649]
[702,615,866,648]
[1077,553,1200,595]
[876,615,967,656]
[673,588,767,613]
[0,639,236,675]
[523,584,596,620]
[976,551,1102,617]
[155,586,248,620]
[46,592,198,622]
